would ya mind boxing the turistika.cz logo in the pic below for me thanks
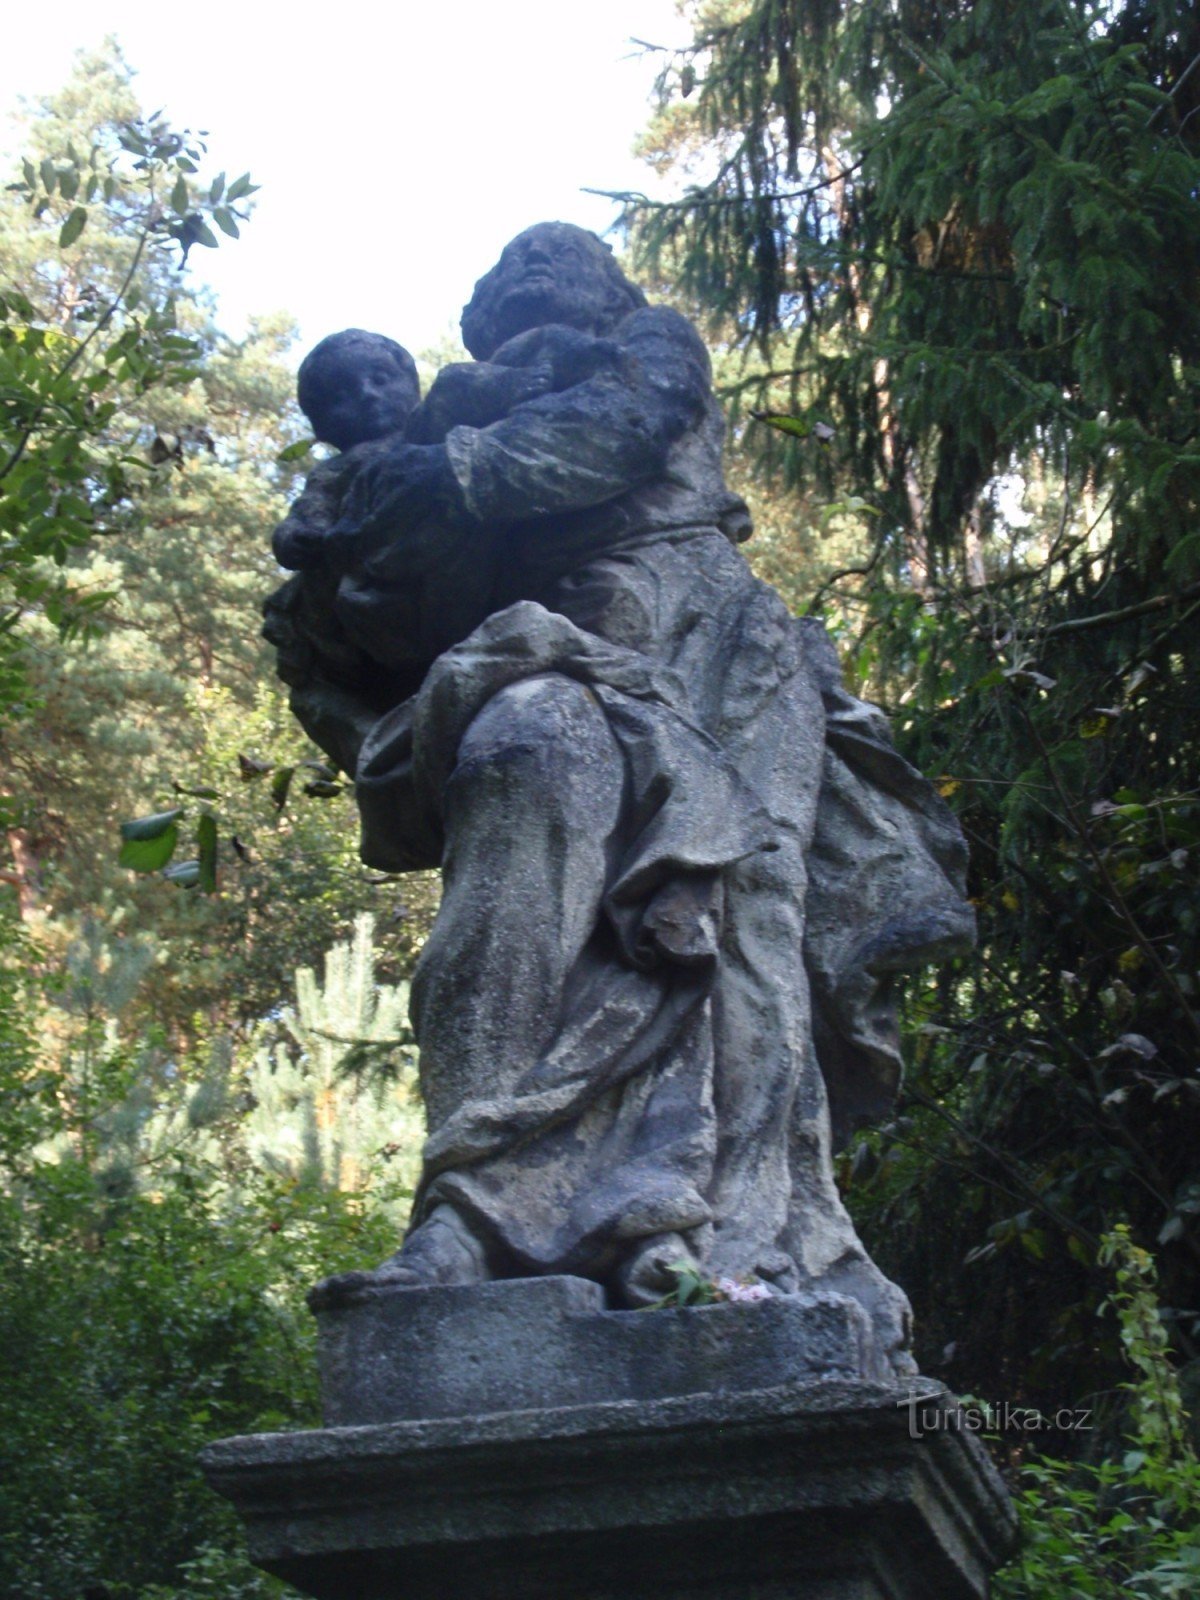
[899,1392,1094,1440]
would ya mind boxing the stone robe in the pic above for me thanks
[294,303,977,1302]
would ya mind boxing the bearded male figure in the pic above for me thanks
[269,223,973,1372]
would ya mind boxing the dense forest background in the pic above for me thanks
[2,6,1199,1594]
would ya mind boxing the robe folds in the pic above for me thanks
[353,545,972,1287]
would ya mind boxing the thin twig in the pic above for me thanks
[590,156,868,215]
[903,1085,1102,1252]
[1146,48,1200,127]
[1040,578,1200,637]
[805,533,888,611]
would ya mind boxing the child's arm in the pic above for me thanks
[273,455,351,570]
[488,324,626,389]
[410,330,626,445]
[409,360,553,443]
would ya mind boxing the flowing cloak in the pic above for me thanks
[270,303,975,1281]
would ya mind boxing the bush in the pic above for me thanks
[0,1142,394,1598]
[996,1227,1200,1598]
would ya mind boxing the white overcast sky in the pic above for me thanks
[0,0,684,358]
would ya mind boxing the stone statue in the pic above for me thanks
[264,222,974,1373]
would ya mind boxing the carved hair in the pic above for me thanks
[297,329,420,440]
[461,224,648,360]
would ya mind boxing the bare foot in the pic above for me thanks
[808,1251,917,1377]
[307,1205,488,1311]
[612,1231,702,1308]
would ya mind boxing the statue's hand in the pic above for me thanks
[418,360,553,437]
[272,516,328,571]
[492,324,622,387]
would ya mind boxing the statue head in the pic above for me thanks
[461,223,648,360]
[297,330,421,451]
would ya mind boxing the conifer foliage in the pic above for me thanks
[625,1,1200,1418]
[246,914,422,1204]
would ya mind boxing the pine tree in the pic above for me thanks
[245,914,422,1210]
[622,0,1200,1410]
[1,45,439,1042]
[0,52,433,1598]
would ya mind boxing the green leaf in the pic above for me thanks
[21,159,35,188]
[119,808,184,841]
[818,495,881,530]
[1067,1234,1093,1266]
[58,208,88,249]
[171,174,189,216]
[277,438,315,463]
[162,858,200,886]
[213,207,240,239]
[209,171,225,203]
[750,410,812,438]
[225,172,257,201]
[119,820,180,872]
[39,158,56,194]
[270,766,295,809]
[118,124,149,156]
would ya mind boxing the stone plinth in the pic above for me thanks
[202,1277,1016,1600]
[312,1274,891,1424]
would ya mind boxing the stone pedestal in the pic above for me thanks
[202,1277,1016,1599]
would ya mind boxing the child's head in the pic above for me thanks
[298,329,420,450]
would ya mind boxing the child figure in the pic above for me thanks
[265,320,705,774]
[266,324,629,765]
[263,330,427,776]
[274,323,583,575]
[263,325,562,772]
[272,328,423,572]
[322,323,636,671]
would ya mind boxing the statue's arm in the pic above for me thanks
[409,360,554,441]
[273,440,404,571]
[272,457,345,570]
[442,306,711,523]
[411,329,626,444]
[321,308,710,573]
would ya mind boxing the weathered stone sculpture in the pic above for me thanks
[208,223,1014,1600]
[265,222,974,1364]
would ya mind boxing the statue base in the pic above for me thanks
[201,1277,1016,1599]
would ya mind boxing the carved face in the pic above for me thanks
[299,334,420,450]
[462,224,642,359]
